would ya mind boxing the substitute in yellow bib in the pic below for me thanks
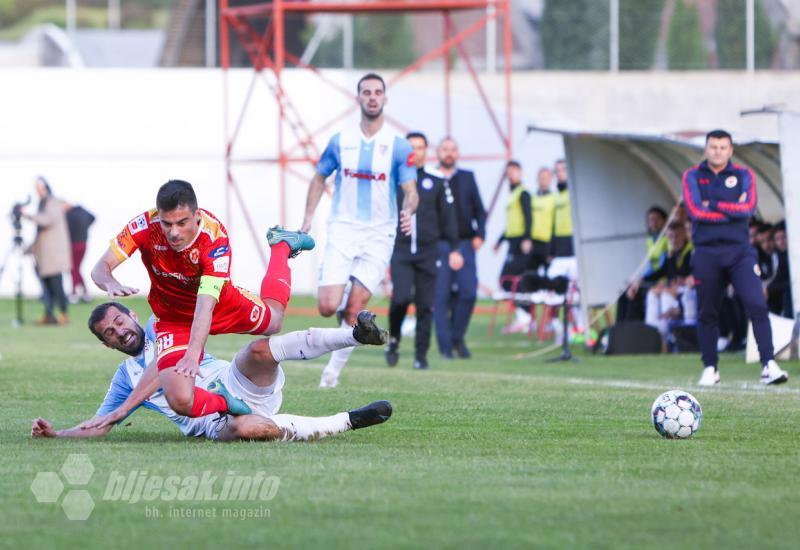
[547,159,576,281]
[530,167,555,271]
[494,161,533,281]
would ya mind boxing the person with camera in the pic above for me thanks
[21,177,72,325]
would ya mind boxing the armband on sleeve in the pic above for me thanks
[198,275,225,300]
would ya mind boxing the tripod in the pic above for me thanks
[0,230,26,327]
[546,287,580,364]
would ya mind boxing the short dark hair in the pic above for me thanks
[406,131,427,145]
[706,129,733,144]
[357,73,385,94]
[88,302,133,342]
[554,158,566,166]
[757,223,774,235]
[647,206,668,220]
[774,220,786,232]
[156,180,197,212]
[506,160,521,169]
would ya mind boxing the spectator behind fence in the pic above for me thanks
[639,221,696,348]
[617,206,669,321]
[434,137,486,360]
[768,221,793,317]
[22,177,71,325]
[66,204,95,303]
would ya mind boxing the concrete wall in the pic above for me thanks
[2,68,797,303]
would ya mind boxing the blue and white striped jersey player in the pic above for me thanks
[31,302,392,442]
[301,73,419,388]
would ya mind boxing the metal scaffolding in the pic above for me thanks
[219,0,513,267]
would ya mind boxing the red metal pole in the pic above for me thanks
[503,0,512,159]
[275,0,287,227]
[444,11,452,137]
[220,0,232,229]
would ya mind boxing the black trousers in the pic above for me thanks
[41,273,67,318]
[693,243,773,366]
[389,244,439,360]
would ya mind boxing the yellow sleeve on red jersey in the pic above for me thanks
[110,210,154,262]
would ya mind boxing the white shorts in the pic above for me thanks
[318,222,395,294]
[547,256,578,281]
[189,358,286,440]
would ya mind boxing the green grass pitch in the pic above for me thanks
[1,297,798,548]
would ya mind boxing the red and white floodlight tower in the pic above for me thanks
[219,0,513,267]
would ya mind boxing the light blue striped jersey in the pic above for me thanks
[96,315,228,436]
[317,124,416,234]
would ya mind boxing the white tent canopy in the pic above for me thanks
[531,119,799,321]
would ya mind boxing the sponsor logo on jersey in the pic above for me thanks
[189,249,200,264]
[154,244,169,251]
[754,263,762,277]
[213,256,230,273]
[725,176,738,188]
[699,178,710,184]
[421,178,434,191]
[343,168,387,181]
[128,214,148,235]
[150,264,197,284]
[208,245,229,258]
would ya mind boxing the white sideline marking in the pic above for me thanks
[567,377,800,395]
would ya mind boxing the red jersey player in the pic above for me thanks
[91,180,315,419]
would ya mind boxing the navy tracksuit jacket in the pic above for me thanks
[682,159,773,367]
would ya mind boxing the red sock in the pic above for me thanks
[260,241,292,308]
[189,387,228,417]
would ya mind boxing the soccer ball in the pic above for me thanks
[651,390,702,439]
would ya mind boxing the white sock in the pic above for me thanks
[268,327,358,362]
[270,412,351,441]
[321,320,356,378]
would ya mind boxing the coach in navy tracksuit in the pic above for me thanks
[683,129,788,386]
[434,137,487,359]
[386,132,462,370]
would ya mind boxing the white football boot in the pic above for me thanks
[698,366,720,386]
[760,360,789,385]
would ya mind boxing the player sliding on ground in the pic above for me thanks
[91,180,315,419]
[31,302,391,441]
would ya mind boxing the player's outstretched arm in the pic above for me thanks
[32,417,114,439]
[91,248,139,297]
[301,172,326,233]
[175,294,217,377]
[82,360,160,430]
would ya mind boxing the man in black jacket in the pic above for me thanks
[386,132,463,369]
[433,137,487,359]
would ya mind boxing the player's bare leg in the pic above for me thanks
[159,367,251,417]
[317,283,348,318]
[320,281,373,388]
[259,226,315,336]
[215,401,393,442]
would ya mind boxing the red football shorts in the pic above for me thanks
[154,286,271,371]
